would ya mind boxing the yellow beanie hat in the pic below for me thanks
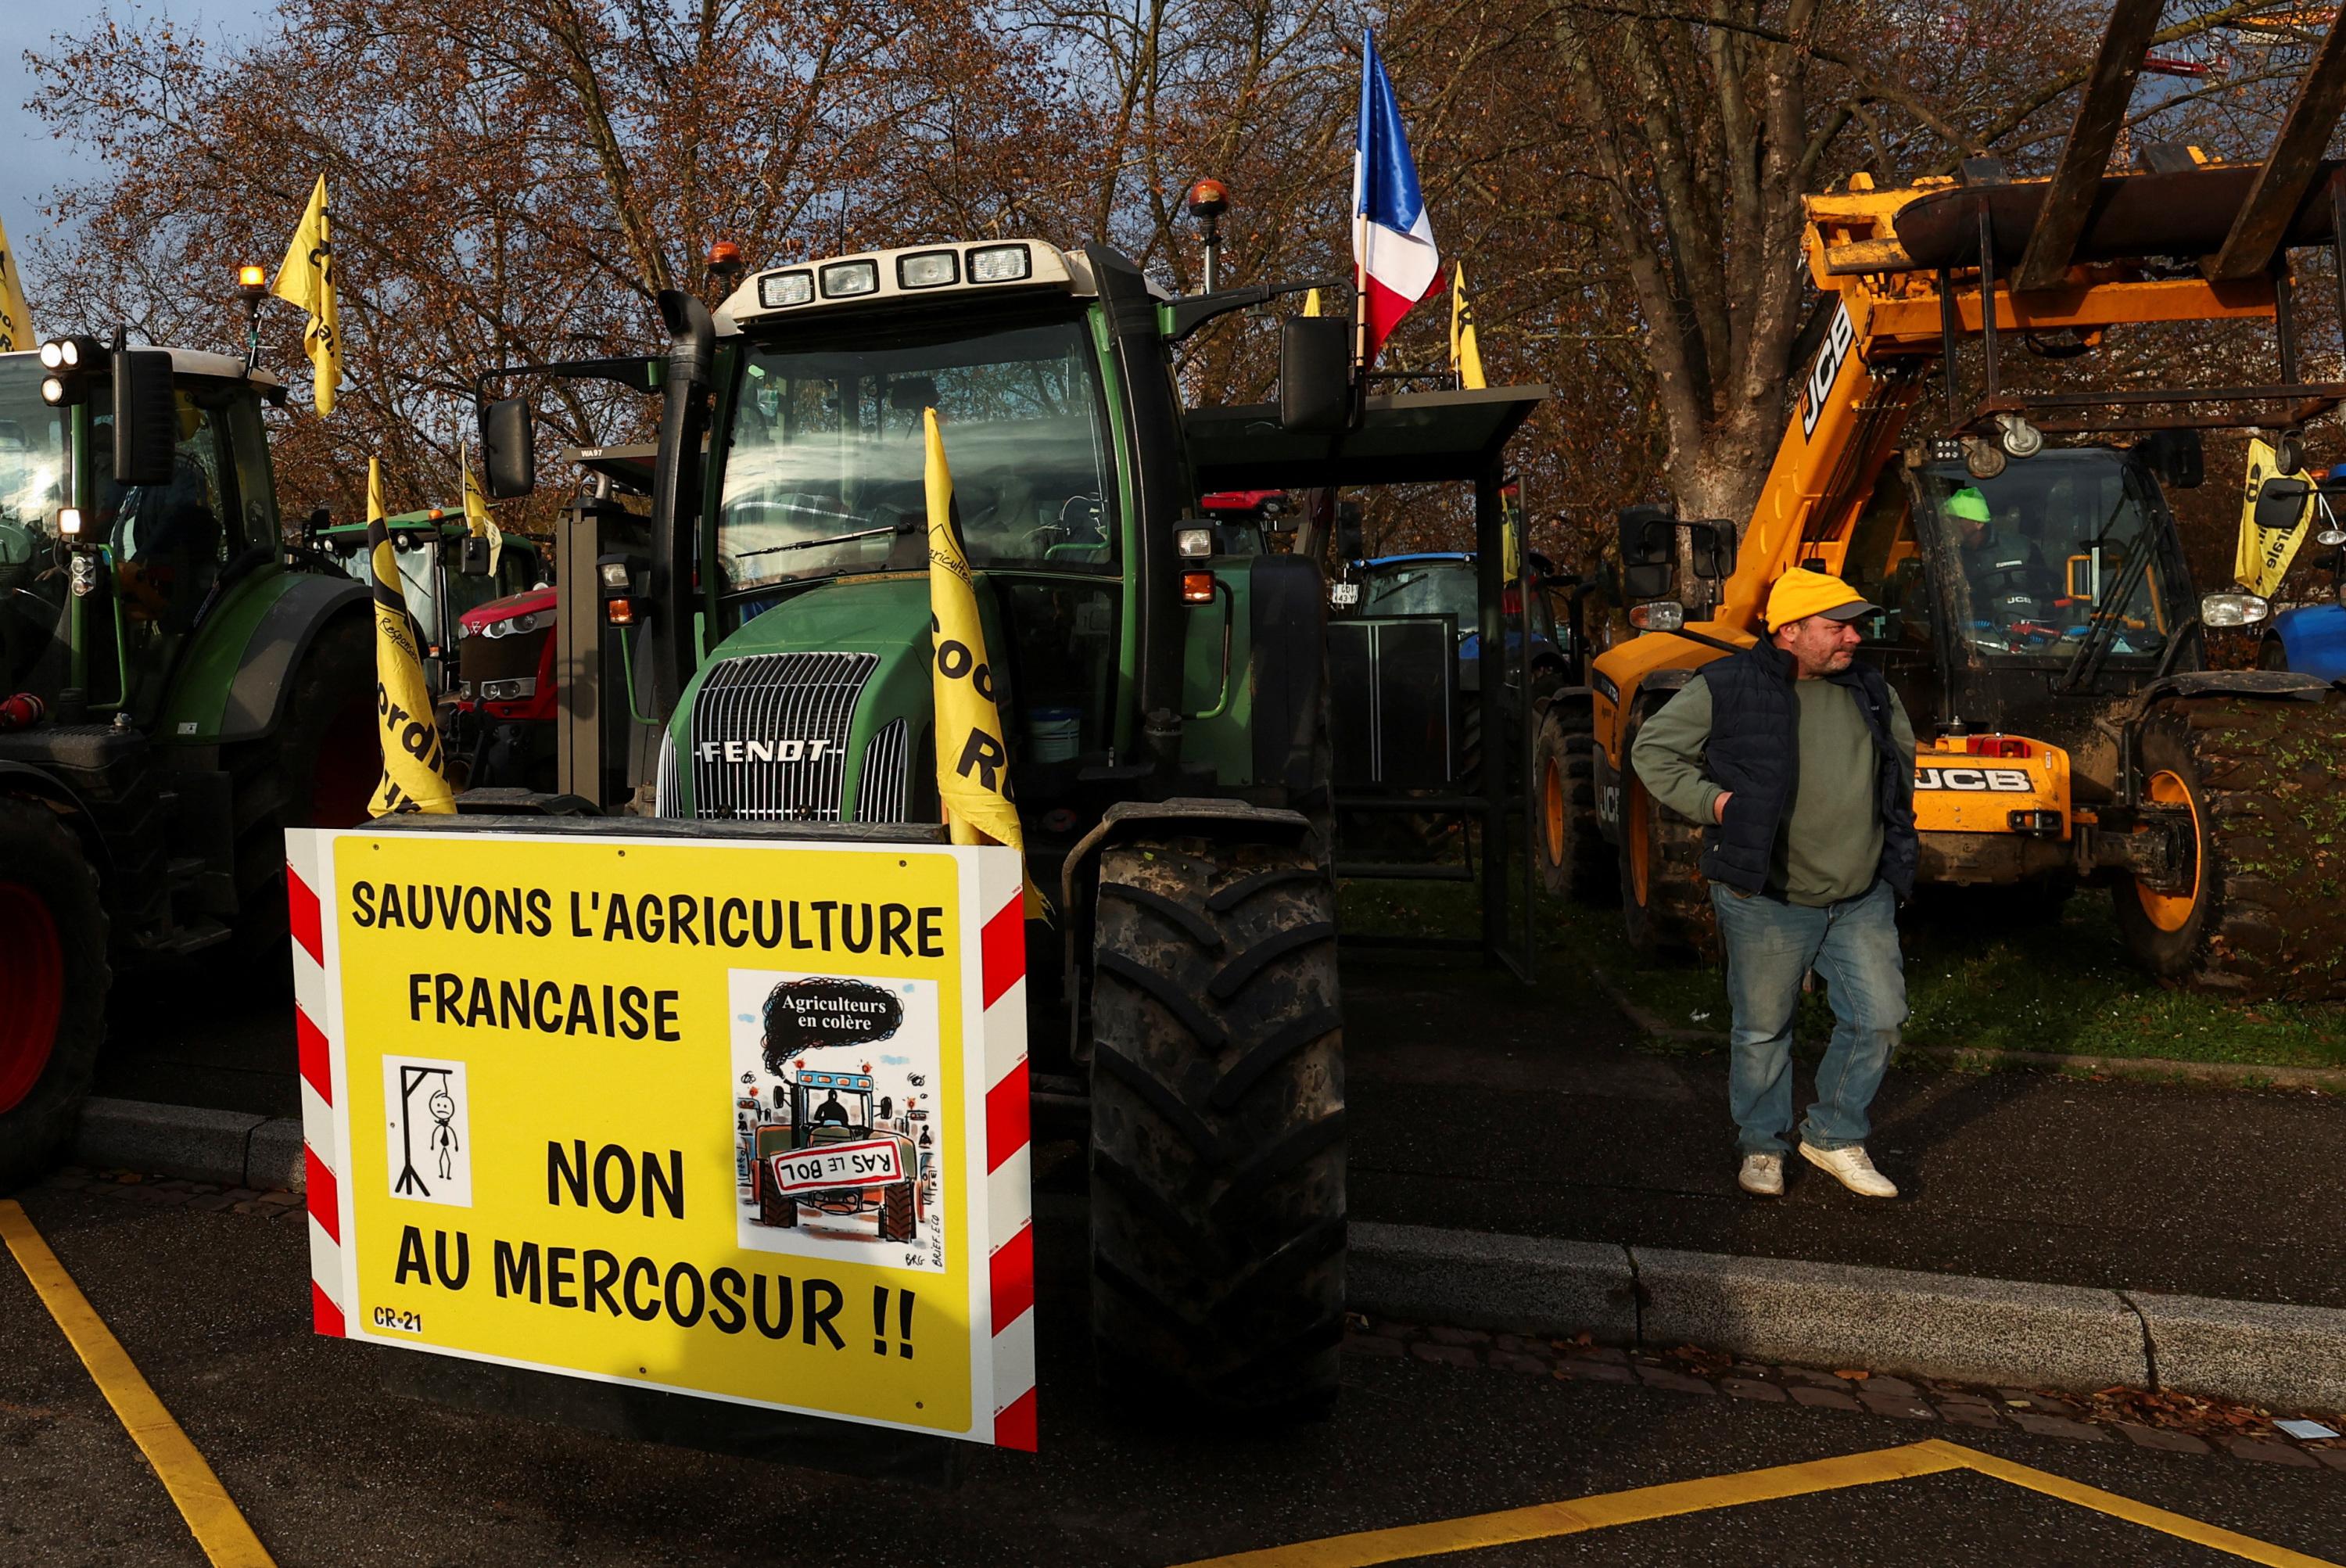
[1764,568,1878,633]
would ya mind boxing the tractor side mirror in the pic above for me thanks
[1335,501,1365,563]
[1686,518,1738,580]
[1616,503,1676,601]
[1279,317,1351,434]
[457,535,493,576]
[111,345,178,487]
[2254,475,2312,533]
[481,398,536,500]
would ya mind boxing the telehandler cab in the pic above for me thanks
[1571,2,2346,1001]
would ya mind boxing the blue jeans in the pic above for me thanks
[1709,879,1906,1155]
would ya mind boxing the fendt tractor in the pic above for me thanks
[476,240,1465,1415]
[0,335,378,1187]
[1570,8,2346,1001]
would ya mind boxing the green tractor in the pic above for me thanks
[483,241,1377,1415]
[0,335,378,1188]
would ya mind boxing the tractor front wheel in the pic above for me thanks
[879,1182,917,1243]
[1088,833,1344,1418]
[2111,691,2346,1001]
[0,798,109,1193]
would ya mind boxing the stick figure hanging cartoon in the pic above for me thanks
[428,1085,460,1180]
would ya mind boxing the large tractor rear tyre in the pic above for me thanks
[1535,704,1616,903]
[1089,834,1344,1419]
[2112,691,2346,1002]
[223,613,378,982]
[1617,775,1718,962]
[0,798,109,1193]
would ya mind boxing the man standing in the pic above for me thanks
[1630,569,1917,1199]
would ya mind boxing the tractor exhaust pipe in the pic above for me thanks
[648,289,716,724]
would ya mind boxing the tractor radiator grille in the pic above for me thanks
[684,652,877,821]
[856,719,910,823]
[654,729,680,818]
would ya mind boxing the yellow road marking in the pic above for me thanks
[0,1198,276,1568]
[1175,1438,2341,1568]
[1934,1440,2341,1568]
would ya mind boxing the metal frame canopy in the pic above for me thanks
[1186,385,1548,490]
[1188,383,1552,981]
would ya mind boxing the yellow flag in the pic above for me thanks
[1301,289,1322,318]
[923,408,1045,917]
[366,460,456,816]
[2236,436,2313,598]
[0,210,33,354]
[271,175,342,417]
[1501,480,1523,584]
[462,446,504,579]
[1450,262,1486,390]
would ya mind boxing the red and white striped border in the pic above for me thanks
[283,831,346,1340]
[976,852,1035,1451]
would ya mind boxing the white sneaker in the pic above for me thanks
[1737,1153,1784,1197]
[1799,1142,1898,1198]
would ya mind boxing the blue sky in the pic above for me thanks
[2,2,279,253]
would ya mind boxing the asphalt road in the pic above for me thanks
[102,952,2346,1305]
[5,1182,2342,1568]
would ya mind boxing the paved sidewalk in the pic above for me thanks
[1341,956,2346,1309]
[95,952,2346,1310]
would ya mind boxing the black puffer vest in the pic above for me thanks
[1696,642,1917,901]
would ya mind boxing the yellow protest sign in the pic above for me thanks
[285,824,1036,1450]
[2236,436,2314,598]
[271,174,341,417]
[366,459,456,816]
[924,408,1044,917]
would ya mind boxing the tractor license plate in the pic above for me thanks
[768,1139,904,1194]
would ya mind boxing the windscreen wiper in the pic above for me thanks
[2055,536,2157,692]
[734,522,899,561]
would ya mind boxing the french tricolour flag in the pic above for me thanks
[1353,29,1441,363]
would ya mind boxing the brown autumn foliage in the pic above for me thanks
[20,0,2346,608]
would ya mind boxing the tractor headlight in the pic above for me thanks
[759,271,814,309]
[39,375,65,406]
[598,561,631,591]
[57,507,81,536]
[819,260,879,298]
[482,676,538,701]
[39,340,64,370]
[1176,526,1213,558]
[2200,591,2269,627]
[1628,601,1687,632]
[897,250,958,289]
[968,244,1032,283]
[481,611,542,639]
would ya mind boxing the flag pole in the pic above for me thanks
[1351,212,1369,425]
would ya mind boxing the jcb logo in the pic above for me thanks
[1915,766,2031,793]
[1799,302,1856,440]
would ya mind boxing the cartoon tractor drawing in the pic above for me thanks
[752,1069,919,1242]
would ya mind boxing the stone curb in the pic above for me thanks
[1351,1222,2346,1414]
[1584,967,2346,1092]
[72,1098,270,1189]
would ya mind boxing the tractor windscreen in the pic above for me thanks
[1355,561,1477,626]
[1914,451,2185,662]
[718,318,1114,599]
[0,357,70,682]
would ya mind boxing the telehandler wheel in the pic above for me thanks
[223,613,378,982]
[1616,776,1717,961]
[0,798,109,1193]
[2111,691,2346,1002]
[1088,834,1343,1418]
[1534,705,1616,903]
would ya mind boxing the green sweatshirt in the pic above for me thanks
[1628,673,1916,907]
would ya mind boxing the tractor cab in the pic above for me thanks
[315,511,544,688]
